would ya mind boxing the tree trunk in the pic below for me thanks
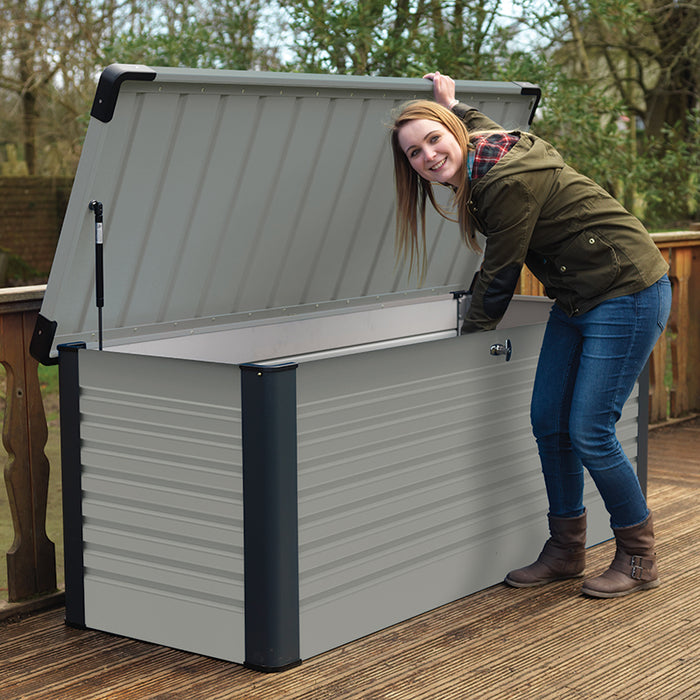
[645,0,699,138]
[21,89,37,176]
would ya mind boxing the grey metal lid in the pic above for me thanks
[32,65,540,361]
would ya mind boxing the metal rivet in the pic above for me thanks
[589,237,596,244]
[560,265,567,272]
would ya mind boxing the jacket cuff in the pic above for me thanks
[451,101,477,119]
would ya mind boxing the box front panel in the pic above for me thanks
[295,326,639,658]
[77,350,245,662]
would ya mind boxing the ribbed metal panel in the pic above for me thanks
[77,350,245,662]
[294,327,640,657]
[40,69,538,355]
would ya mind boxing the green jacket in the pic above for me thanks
[452,104,669,333]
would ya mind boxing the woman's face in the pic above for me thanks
[397,118,464,187]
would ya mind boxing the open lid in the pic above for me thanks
[31,65,540,363]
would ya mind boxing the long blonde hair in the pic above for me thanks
[389,100,479,283]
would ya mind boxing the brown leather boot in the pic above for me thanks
[581,512,660,598]
[505,511,587,587]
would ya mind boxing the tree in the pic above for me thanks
[512,0,700,225]
[515,0,699,131]
[101,0,287,70]
[0,1,287,175]
[282,0,519,78]
[0,0,79,174]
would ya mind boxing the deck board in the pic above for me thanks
[1,417,698,699]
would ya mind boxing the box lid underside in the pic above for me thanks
[35,65,539,358]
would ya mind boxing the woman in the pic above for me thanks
[390,71,671,598]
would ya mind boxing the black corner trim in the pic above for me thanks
[636,360,650,498]
[240,361,301,672]
[512,81,542,125]
[30,313,59,366]
[58,343,87,628]
[239,361,299,374]
[244,658,303,674]
[91,64,157,123]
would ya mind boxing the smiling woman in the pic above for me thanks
[389,98,477,283]
[388,70,672,600]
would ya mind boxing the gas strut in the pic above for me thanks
[89,200,104,350]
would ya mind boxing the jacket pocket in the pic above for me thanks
[548,231,620,299]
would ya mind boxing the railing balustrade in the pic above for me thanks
[516,231,700,423]
[1,286,55,603]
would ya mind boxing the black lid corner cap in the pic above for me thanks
[30,314,59,366]
[91,64,157,123]
[512,81,542,125]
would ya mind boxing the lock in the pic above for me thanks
[490,338,512,362]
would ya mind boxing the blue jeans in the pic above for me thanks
[530,275,672,528]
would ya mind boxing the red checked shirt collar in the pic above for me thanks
[470,132,520,180]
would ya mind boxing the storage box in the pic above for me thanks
[31,65,645,671]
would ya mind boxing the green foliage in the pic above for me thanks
[633,111,700,228]
[528,74,631,194]
[101,0,285,70]
[38,364,60,401]
[283,0,518,78]
[0,248,41,285]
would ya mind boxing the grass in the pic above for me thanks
[1,364,63,601]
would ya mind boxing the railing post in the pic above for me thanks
[651,232,700,420]
[0,286,56,601]
[669,247,692,416]
[687,244,700,413]
[649,247,671,423]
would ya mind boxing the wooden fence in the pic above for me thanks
[1,233,698,602]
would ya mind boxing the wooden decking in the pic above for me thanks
[2,418,698,699]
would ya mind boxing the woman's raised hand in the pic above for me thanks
[423,71,458,110]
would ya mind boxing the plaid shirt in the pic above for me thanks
[470,132,520,180]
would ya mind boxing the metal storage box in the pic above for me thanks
[31,65,645,671]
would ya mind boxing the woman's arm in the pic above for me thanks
[423,71,459,109]
[425,71,505,132]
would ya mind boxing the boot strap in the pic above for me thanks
[611,552,655,581]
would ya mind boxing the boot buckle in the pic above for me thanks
[630,555,644,580]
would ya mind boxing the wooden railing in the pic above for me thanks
[1,286,56,603]
[1,232,698,602]
[517,231,700,423]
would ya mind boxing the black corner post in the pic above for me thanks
[58,342,87,628]
[240,362,301,672]
[637,359,650,498]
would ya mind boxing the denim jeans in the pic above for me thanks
[530,275,672,528]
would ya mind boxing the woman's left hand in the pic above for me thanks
[424,71,458,109]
